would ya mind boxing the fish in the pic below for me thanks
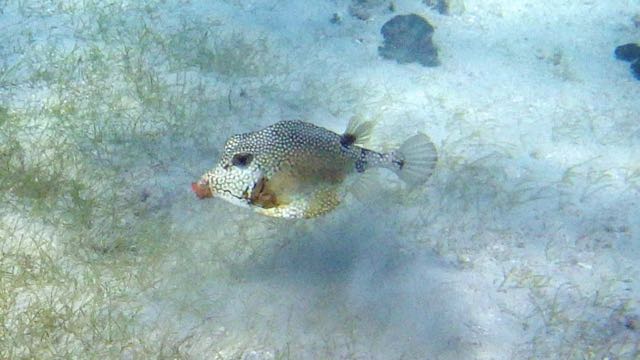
[192,117,437,219]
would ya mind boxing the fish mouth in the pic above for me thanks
[191,179,213,199]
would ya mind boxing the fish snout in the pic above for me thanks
[191,179,213,199]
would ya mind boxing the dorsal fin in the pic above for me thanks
[342,115,375,147]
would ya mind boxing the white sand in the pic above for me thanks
[1,0,639,358]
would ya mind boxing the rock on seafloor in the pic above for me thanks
[614,43,640,62]
[423,0,465,15]
[348,0,392,21]
[631,59,640,80]
[378,14,439,67]
[614,43,640,81]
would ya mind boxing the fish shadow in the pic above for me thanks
[226,203,474,358]
[235,204,407,283]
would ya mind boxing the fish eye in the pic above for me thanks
[231,152,253,167]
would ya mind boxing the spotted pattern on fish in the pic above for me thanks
[193,119,437,218]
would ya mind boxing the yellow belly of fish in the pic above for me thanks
[253,155,351,218]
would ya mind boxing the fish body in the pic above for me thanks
[193,119,437,218]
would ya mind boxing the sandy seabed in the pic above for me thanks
[1,0,639,359]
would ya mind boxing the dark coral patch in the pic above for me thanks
[615,43,640,62]
[378,14,439,67]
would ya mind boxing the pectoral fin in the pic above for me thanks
[249,176,279,209]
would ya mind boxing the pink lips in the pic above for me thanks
[191,179,213,199]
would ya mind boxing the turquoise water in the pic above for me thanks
[1,1,639,358]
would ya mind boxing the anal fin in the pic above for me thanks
[349,170,381,203]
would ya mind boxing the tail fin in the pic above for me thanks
[393,133,437,186]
